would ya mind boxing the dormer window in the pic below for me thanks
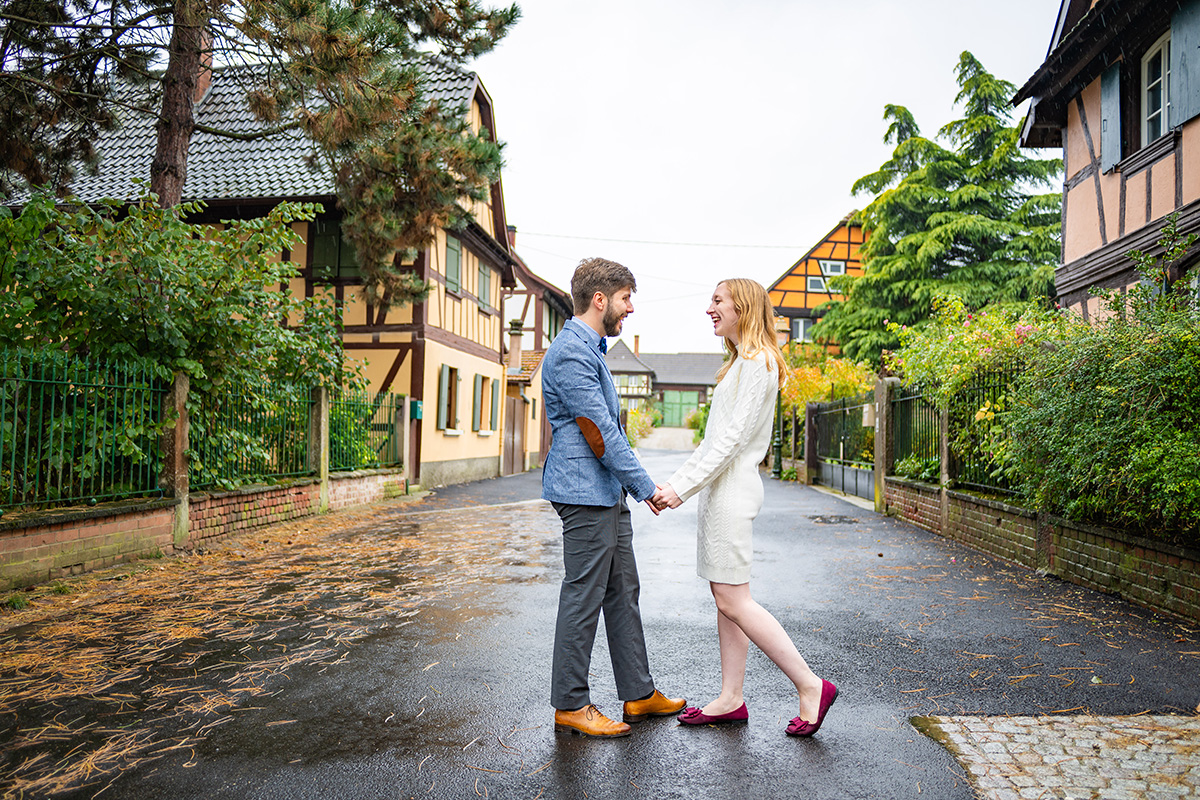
[1142,32,1171,144]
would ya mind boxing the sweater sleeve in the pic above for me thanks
[668,356,777,503]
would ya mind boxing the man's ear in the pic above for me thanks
[591,291,607,312]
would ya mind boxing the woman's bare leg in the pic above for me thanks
[700,604,750,715]
[710,581,824,721]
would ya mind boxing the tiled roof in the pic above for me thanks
[507,349,545,383]
[604,340,654,374]
[638,352,725,387]
[64,55,479,204]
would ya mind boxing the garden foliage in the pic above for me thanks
[0,188,363,490]
[887,216,1200,542]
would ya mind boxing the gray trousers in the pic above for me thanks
[550,497,655,710]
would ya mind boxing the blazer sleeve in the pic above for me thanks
[668,357,777,503]
[555,347,656,502]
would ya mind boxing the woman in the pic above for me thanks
[655,278,837,736]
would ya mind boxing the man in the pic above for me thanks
[540,257,686,737]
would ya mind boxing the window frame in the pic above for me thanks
[1141,31,1172,146]
[310,219,362,282]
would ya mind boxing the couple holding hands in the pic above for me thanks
[541,257,838,739]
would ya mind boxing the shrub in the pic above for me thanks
[684,404,710,445]
[1007,216,1200,541]
[625,407,655,448]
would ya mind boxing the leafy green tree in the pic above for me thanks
[0,188,355,394]
[814,52,1062,365]
[0,0,518,308]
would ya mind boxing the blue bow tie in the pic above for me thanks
[599,338,608,354]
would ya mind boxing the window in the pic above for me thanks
[807,276,827,293]
[437,365,459,430]
[446,236,461,293]
[790,317,814,342]
[1142,32,1171,144]
[478,263,491,307]
[311,220,361,281]
[818,260,846,277]
[470,375,502,432]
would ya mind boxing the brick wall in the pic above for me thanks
[188,482,320,544]
[884,476,1200,624]
[884,478,941,533]
[328,469,407,511]
[0,500,178,589]
[1,470,407,591]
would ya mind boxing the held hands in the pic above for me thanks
[648,482,683,512]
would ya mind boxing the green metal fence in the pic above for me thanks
[330,390,406,472]
[814,390,875,467]
[189,388,313,490]
[952,364,1020,495]
[892,385,939,467]
[0,350,167,510]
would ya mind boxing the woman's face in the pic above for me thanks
[707,283,739,342]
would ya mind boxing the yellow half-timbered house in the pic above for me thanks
[62,56,526,487]
[768,214,865,345]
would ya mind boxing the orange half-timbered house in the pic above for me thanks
[1014,0,1200,313]
[58,56,525,487]
[767,214,865,345]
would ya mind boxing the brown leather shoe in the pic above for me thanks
[554,705,632,738]
[622,689,687,722]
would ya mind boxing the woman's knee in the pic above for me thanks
[710,582,751,616]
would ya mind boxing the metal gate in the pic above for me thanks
[812,390,875,502]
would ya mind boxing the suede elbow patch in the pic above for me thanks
[576,416,605,459]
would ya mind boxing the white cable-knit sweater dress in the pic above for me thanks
[667,346,778,585]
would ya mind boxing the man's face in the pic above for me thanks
[602,287,634,336]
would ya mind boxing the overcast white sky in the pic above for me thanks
[470,0,1063,354]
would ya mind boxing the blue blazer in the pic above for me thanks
[541,319,656,506]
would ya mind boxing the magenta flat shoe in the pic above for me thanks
[678,703,749,725]
[786,679,838,737]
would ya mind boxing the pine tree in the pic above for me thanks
[813,52,1062,365]
[0,0,518,308]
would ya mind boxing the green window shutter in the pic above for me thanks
[1172,0,1200,127]
[472,374,483,431]
[478,264,490,306]
[490,380,500,432]
[446,236,461,293]
[1101,63,1122,172]
[454,371,461,428]
[437,364,449,430]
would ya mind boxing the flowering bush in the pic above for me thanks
[625,407,655,448]
[779,344,875,411]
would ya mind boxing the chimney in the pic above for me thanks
[507,319,523,375]
[506,225,517,249]
[195,30,213,103]
[633,335,640,356]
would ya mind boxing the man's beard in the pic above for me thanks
[603,305,624,337]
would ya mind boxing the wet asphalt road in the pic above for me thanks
[56,449,1200,800]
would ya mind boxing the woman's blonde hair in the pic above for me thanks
[714,278,787,387]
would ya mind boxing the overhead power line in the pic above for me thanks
[519,231,803,249]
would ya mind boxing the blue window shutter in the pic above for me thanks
[1101,63,1121,172]
[472,374,483,431]
[1172,0,1200,128]
[437,365,449,429]
[490,380,500,432]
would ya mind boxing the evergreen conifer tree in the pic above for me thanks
[813,52,1062,365]
[0,0,518,308]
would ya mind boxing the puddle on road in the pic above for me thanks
[0,500,561,798]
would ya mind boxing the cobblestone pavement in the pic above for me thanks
[926,714,1200,799]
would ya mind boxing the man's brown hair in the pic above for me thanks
[570,257,637,314]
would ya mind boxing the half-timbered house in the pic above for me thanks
[499,226,572,473]
[1014,0,1200,312]
[767,214,865,345]
[55,56,523,487]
